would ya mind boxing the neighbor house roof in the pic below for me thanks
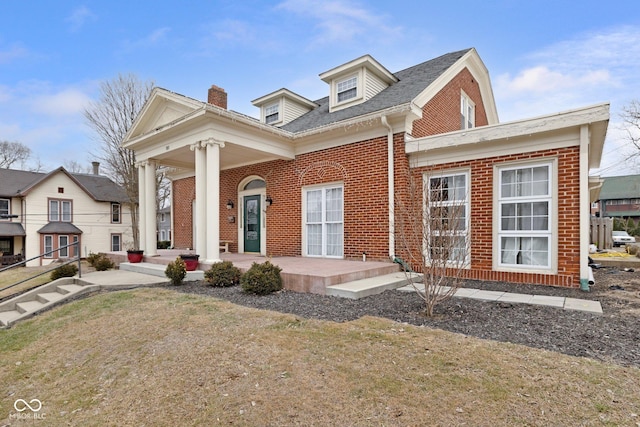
[280,49,472,133]
[0,223,26,237]
[0,167,129,203]
[598,175,640,200]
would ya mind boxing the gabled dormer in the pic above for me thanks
[319,54,398,113]
[252,89,318,126]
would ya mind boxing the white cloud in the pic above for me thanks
[30,88,91,116]
[66,6,97,32]
[0,42,29,64]
[276,0,401,46]
[120,27,172,53]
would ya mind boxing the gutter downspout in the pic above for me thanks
[579,124,590,291]
[381,116,394,259]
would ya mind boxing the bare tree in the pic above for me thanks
[63,160,91,174]
[0,140,31,169]
[84,73,155,249]
[394,170,470,317]
[622,100,640,154]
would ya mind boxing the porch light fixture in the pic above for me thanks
[265,196,273,207]
[226,200,234,209]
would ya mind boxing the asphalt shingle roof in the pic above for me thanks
[0,167,129,202]
[280,49,472,133]
[599,175,640,200]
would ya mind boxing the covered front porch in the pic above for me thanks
[108,250,400,294]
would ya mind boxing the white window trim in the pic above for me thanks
[111,202,121,224]
[0,198,9,220]
[44,235,53,258]
[263,101,282,125]
[493,159,558,274]
[302,182,344,258]
[424,170,471,267]
[461,90,475,130]
[331,71,363,111]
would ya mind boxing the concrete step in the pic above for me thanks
[57,284,84,294]
[0,310,22,327]
[37,292,67,304]
[16,300,45,314]
[120,262,204,281]
[326,272,422,299]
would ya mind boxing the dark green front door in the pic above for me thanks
[244,195,260,253]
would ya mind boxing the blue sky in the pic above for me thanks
[2,1,640,176]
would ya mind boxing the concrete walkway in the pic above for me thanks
[397,283,603,314]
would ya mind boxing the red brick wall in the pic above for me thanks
[407,146,581,288]
[219,135,391,260]
[171,177,195,249]
[412,68,489,138]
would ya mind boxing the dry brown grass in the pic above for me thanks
[1,288,639,426]
[0,265,53,300]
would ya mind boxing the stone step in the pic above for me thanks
[16,300,45,314]
[0,310,22,327]
[57,284,84,294]
[37,292,67,304]
[326,272,422,299]
[120,262,204,281]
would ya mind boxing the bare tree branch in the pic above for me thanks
[84,73,155,249]
[0,140,31,169]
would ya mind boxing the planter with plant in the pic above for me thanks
[179,254,200,271]
[126,249,144,263]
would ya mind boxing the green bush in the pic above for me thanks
[204,260,241,287]
[157,240,171,249]
[51,263,78,280]
[165,256,187,286]
[86,252,114,271]
[240,261,283,295]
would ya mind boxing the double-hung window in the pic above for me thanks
[111,203,121,223]
[304,185,343,258]
[44,235,53,258]
[337,76,357,103]
[461,92,475,130]
[498,162,552,269]
[426,171,470,264]
[265,103,279,124]
[49,199,72,222]
[0,199,9,219]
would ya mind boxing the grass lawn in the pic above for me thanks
[1,288,639,426]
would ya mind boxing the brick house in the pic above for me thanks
[0,164,131,266]
[123,48,609,290]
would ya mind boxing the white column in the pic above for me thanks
[137,162,146,252]
[204,139,225,263]
[191,142,207,258]
[579,124,590,291]
[145,159,157,256]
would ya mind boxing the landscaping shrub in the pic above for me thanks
[165,256,187,286]
[240,261,282,295]
[204,260,241,287]
[51,263,78,280]
[86,252,114,271]
[157,240,171,249]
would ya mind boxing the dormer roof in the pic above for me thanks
[319,54,398,85]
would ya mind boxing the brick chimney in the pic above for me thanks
[208,85,227,109]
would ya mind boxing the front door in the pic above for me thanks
[244,195,261,253]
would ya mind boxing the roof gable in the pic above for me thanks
[126,88,205,141]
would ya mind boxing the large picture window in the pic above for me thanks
[498,162,552,269]
[426,171,469,264]
[304,185,343,258]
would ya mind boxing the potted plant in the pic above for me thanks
[179,253,200,271]
[126,249,144,263]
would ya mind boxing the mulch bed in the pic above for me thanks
[176,267,640,368]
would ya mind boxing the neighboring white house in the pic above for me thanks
[0,165,132,266]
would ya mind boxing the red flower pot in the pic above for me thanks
[127,250,144,263]
[180,254,200,271]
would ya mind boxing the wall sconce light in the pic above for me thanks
[265,196,273,207]
[226,200,234,209]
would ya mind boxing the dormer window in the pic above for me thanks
[337,76,358,103]
[265,103,279,124]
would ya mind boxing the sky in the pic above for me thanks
[2,1,640,177]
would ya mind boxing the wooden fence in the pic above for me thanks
[590,216,613,250]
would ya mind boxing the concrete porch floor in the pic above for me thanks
[108,250,400,294]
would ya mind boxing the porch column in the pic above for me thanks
[145,159,158,256]
[204,138,225,263]
[579,124,590,291]
[137,162,147,252]
[191,142,207,258]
